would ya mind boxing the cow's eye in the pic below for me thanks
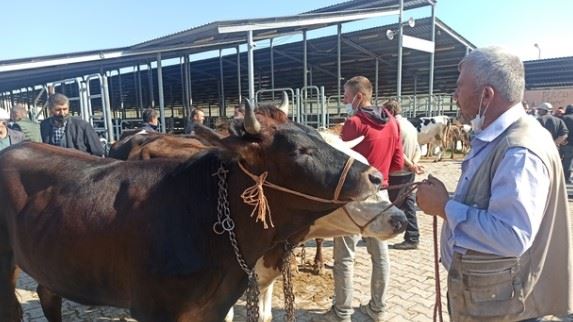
[298,147,314,156]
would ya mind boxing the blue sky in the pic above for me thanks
[1,0,571,61]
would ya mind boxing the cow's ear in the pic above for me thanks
[193,124,262,163]
[192,124,224,144]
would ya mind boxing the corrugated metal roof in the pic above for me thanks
[303,0,434,14]
[524,56,573,89]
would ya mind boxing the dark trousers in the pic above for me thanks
[389,172,419,243]
[561,145,573,182]
[402,192,419,242]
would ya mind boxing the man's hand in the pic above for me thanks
[409,163,425,175]
[416,174,449,219]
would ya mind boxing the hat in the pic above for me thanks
[536,102,553,111]
[0,109,9,120]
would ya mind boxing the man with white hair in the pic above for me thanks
[417,47,572,321]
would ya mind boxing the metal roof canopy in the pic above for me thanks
[0,0,431,91]
[0,0,448,132]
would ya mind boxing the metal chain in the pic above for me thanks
[281,242,296,322]
[213,164,260,322]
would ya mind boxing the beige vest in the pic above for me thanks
[448,116,573,321]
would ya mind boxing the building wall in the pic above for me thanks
[524,87,573,108]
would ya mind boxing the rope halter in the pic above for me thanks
[237,157,355,229]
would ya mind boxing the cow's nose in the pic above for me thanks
[390,214,407,233]
[368,170,383,188]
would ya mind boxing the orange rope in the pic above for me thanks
[236,158,355,229]
[239,170,274,229]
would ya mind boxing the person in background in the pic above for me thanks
[233,104,245,120]
[560,104,573,183]
[553,106,565,118]
[141,108,159,132]
[384,99,424,250]
[417,46,572,322]
[184,107,205,134]
[536,102,568,146]
[9,103,41,142]
[40,93,104,156]
[0,109,25,151]
[315,76,403,322]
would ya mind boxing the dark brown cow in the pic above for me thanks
[0,100,382,322]
[107,129,406,322]
[108,131,208,161]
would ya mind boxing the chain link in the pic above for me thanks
[213,164,260,322]
[281,242,296,322]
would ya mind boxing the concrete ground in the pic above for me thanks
[14,159,573,321]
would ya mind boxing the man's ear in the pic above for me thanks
[484,86,495,100]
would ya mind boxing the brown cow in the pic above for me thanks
[108,129,407,322]
[0,100,382,322]
[108,131,208,161]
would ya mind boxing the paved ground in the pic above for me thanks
[14,159,573,321]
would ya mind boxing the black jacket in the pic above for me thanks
[40,116,104,156]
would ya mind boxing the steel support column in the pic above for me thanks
[219,49,225,116]
[247,30,255,101]
[397,0,404,99]
[270,38,275,100]
[156,53,166,133]
[337,24,342,113]
[429,3,436,111]
[147,63,155,108]
[236,46,242,104]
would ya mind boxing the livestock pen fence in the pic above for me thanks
[2,82,457,142]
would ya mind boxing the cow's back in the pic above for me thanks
[0,143,199,306]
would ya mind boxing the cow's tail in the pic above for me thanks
[0,189,22,321]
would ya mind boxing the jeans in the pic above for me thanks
[560,145,573,182]
[332,235,389,319]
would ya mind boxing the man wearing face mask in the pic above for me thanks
[417,47,572,322]
[315,76,403,322]
[40,93,104,156]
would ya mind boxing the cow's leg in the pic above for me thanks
[37,284,62,322]
[258,281,274,322]
[313,238,324,275]
[0,255,21,322]
[0,221,21,322]
[224,307,234,322]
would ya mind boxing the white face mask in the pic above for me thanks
[345,95,357,115]
[469,90,489,134]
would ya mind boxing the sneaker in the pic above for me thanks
[310,307,351,322]
[359,303,385,322]
[390,240,419,250]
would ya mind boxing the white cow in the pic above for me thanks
[226,130,407,322]
[412,115,451,161]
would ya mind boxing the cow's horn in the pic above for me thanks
[243,98,261,134]
[278,91,289,115]
[343,135,364,148]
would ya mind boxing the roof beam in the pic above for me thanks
[273,49,338,78]
[218,9,399,34]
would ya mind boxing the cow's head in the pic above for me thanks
[194,98,382,216]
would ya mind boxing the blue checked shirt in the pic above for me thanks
[51,122,66,146]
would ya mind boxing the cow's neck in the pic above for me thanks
[226,163,337,268]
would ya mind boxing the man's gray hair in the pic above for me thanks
[460,46,525,103]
